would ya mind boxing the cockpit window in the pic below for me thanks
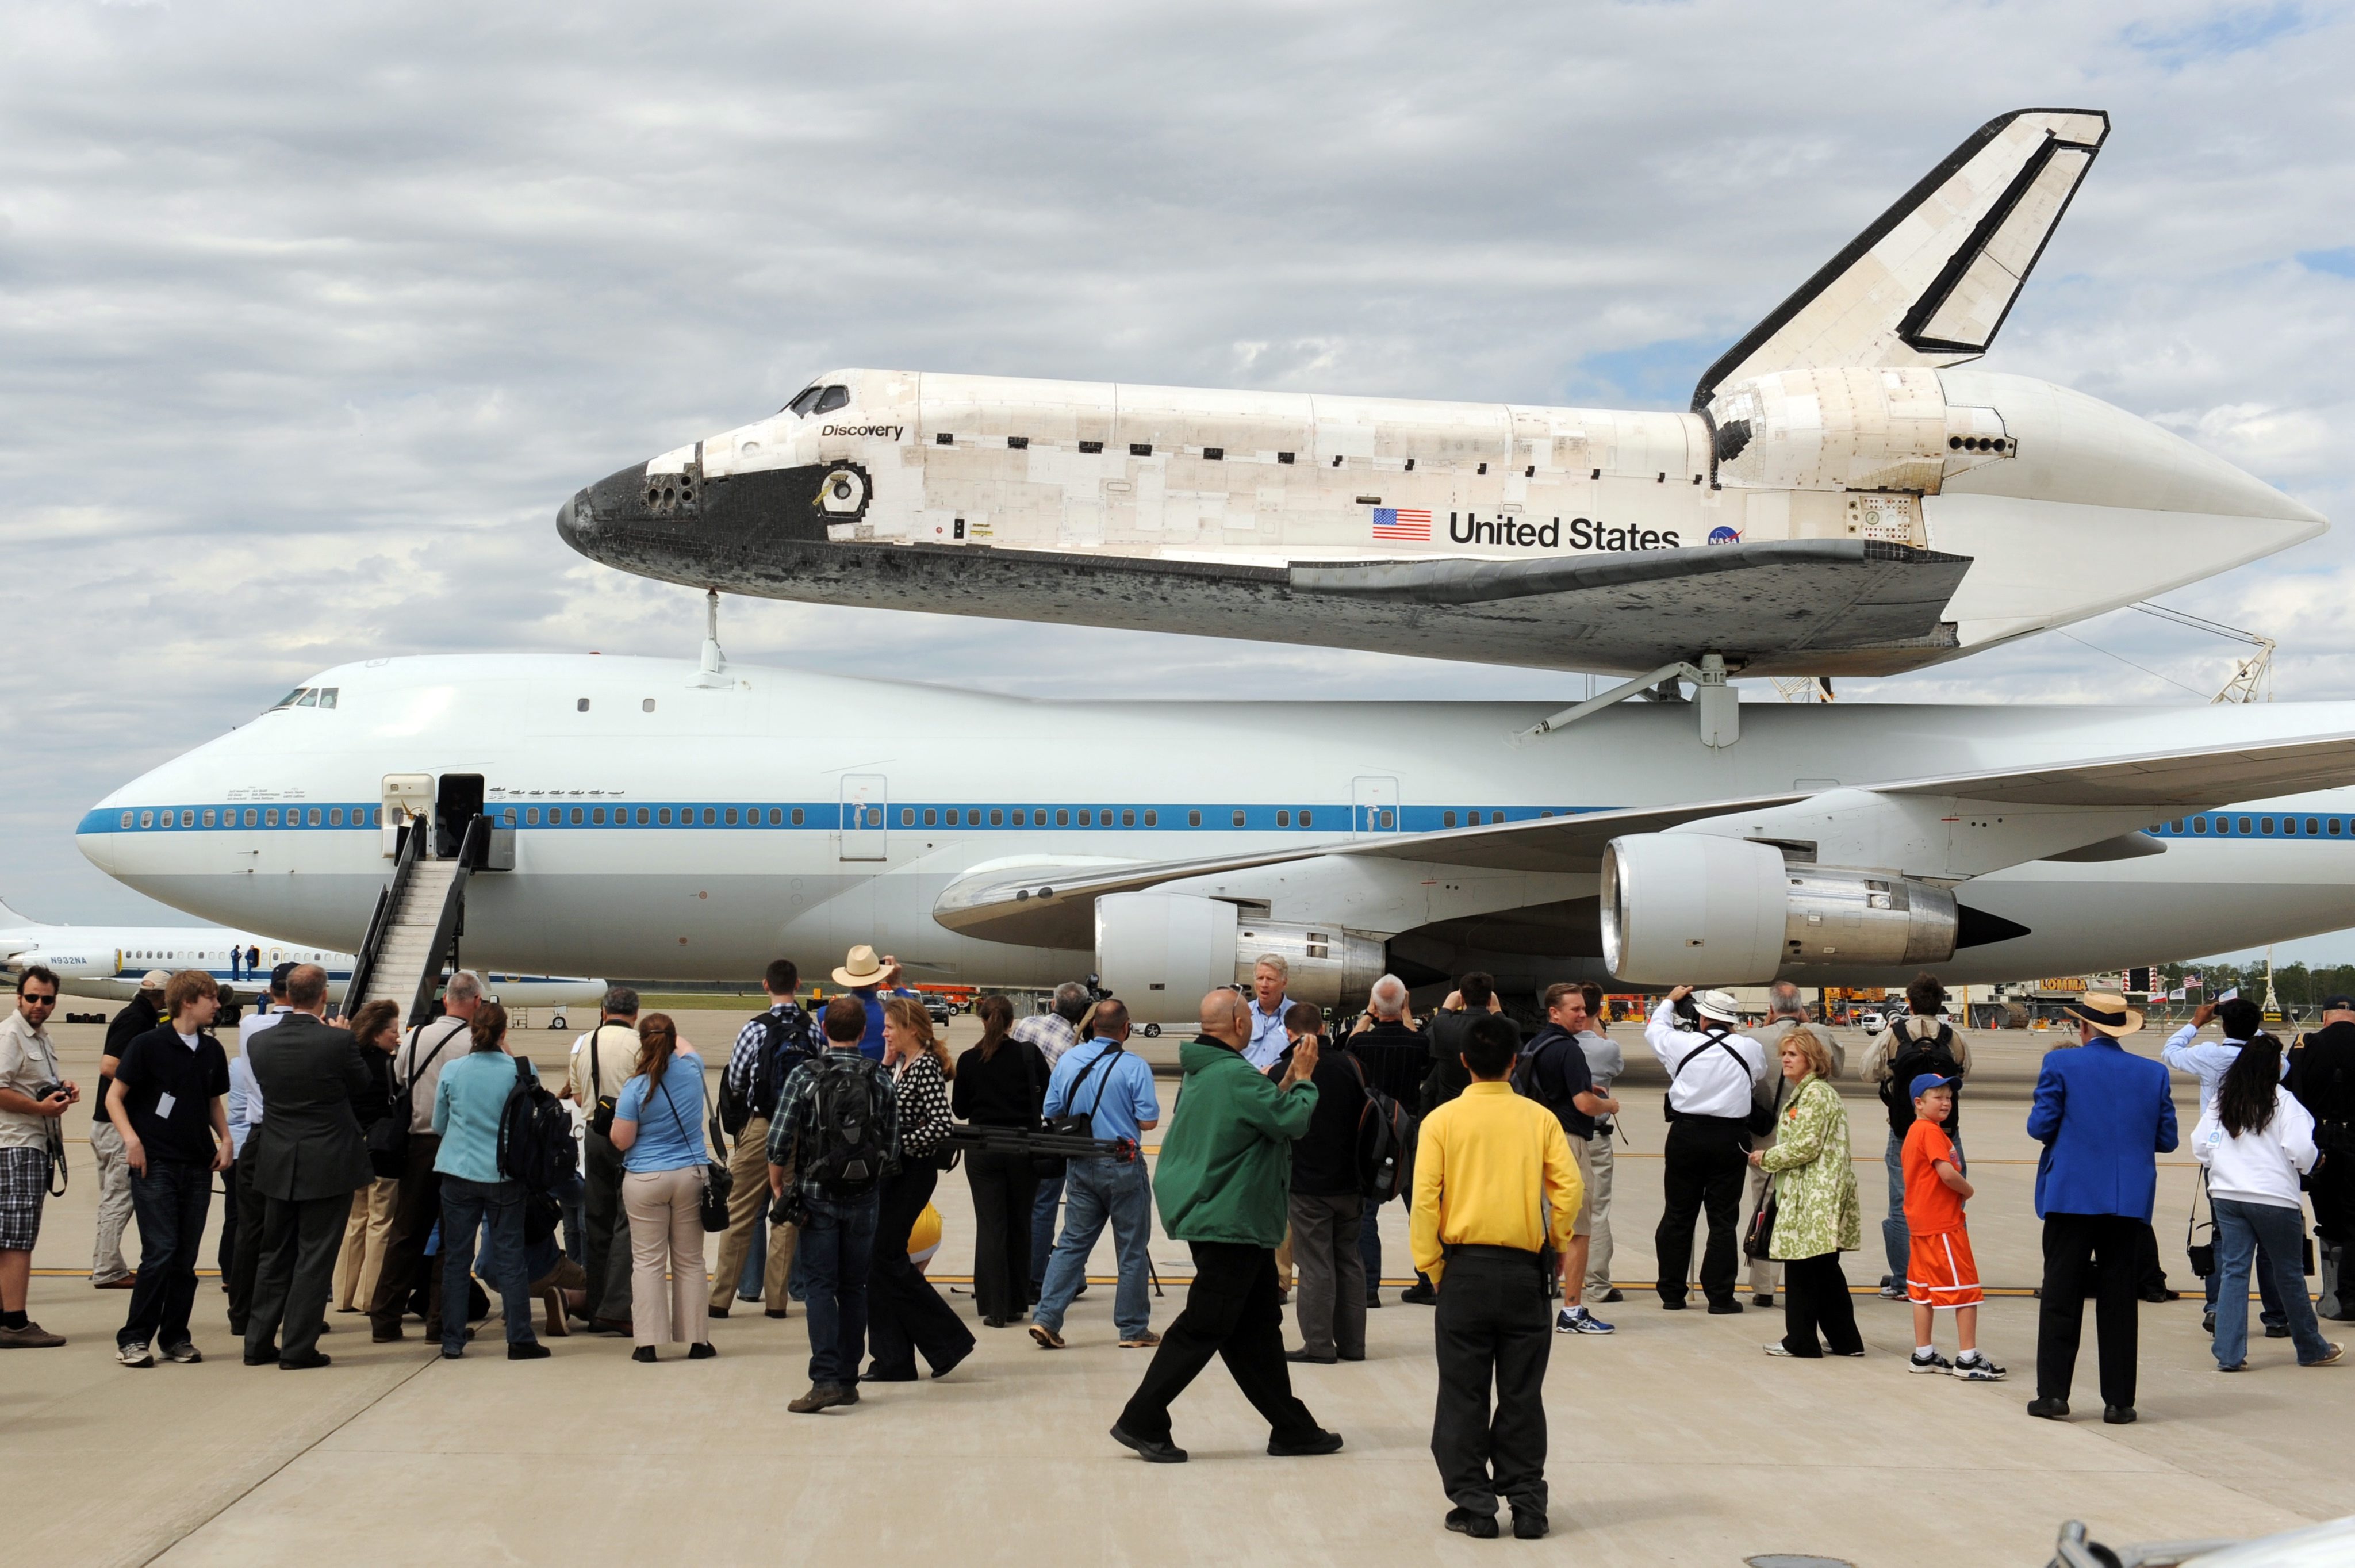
[296,689,319,707]
[268,686,339,712]
[317,687,338,709]
[271,688,307,710]
[814,385,850,413]
[785,385,824,417]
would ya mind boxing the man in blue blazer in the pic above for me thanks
[2026,992,2178,1425]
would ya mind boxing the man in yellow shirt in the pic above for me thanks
[1411,1013,1581,1541]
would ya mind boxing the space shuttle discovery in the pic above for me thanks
[558,109,2322,681]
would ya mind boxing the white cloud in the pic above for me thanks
[3,0,2353,970]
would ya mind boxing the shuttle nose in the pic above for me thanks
[555,464,650,561]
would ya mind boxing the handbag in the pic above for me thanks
[2185,1169,2216,1279]
[588,1026,622,1139]
[1036,1041,1121,1180]
[657,1074,735,1232]
[1743,1191,1778,1261]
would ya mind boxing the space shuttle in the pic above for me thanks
[557,108,2323,687]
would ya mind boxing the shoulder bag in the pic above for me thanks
[1037,1042,1120,1180]
[371,1019,458,1178]
[588,1026,626,1138]
[1743,1190,1778,1261]
[657,1069,734,1232]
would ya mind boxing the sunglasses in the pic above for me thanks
[20,993,57,1006]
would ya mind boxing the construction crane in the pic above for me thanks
[1773,676,1835,703]
[2128,602,2275,704]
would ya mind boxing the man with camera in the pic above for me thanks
[1647,985,1769,1315]
[563,984,642,1336]
[0,967,74,1348]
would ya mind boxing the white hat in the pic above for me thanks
[831,945,889,989]
[1693,988,1742,1023]
[140,969,172,991]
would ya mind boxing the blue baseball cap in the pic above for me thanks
[1909,1072,1960,1101]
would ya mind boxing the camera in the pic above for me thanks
[32,1080,67,1104]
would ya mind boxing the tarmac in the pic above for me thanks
[6,1007,2349,1567]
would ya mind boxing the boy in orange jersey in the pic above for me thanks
[1903,1073,2004,1380]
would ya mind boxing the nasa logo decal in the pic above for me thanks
[1707,525,1742,545]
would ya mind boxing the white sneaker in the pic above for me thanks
[1908,1349,1954,1374]
[1763,1343,1796,1357]
[1952,1352,2008,1382]
[117,1341,155,1367]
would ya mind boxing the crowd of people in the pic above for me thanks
[1,949,2349,1539]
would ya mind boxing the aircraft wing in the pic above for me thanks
[1692,108,2109,408]
[933,730,2355,949]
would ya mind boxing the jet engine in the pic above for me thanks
[1,944,118,981]
[1600,834,1958,984]
[1095,891,1386,1023]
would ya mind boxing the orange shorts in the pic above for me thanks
[1905,1228,1982,1309]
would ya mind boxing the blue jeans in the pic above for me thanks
[550,1167,586,1267]
[1030,1169,1065,1291]
[1884,1127,1965,1283]
[121,1160,212,1350]
[739,1220,768,1300]
[439,1176,538,1351]
[798,1193,878,1387]
[1032,1157,1153,1339]
[2204,1230,2285,1328]
[2211,1198,2331,1367]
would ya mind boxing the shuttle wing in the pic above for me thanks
[1691,108,2109,409]
[934,730,2355,949]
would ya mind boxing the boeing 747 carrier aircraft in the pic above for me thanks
[557,108,2325,681]
[72,651,2355,1021]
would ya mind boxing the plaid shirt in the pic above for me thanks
[725,1001,811,1118]
[766,1048,898,1205]
[1011,1010,1077,1068]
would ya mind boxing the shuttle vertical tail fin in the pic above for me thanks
[1692,108,2109,409]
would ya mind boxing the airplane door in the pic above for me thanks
[381,773,431,859]
[436,774,485,858]
[1353,776,1401,835]
[840,775,888,861]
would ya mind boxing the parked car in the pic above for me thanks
[923,996,953,1026]
[1856,1011,1886,1034]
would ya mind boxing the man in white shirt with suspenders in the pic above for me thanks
[1647,987,1769,1315]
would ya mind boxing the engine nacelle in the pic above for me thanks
[2,944,118,981]
[1600,834,1959,984]
[1095,892,1386,1023]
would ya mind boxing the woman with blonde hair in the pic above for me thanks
[609,1013,714,1363]
[1750,1025,1863,1359]
[865,997,974,1381]
[335,998,403,1316]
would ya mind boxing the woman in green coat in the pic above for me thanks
[1751,1025,1864,1358]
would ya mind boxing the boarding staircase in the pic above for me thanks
[340,814,488,1025]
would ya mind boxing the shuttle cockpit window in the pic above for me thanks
[814,385,850,413]
[784,385,824,417]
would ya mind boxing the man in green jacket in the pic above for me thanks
[1111,989,1343,1465]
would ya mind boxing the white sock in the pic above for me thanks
[1916,1344,1935,1358]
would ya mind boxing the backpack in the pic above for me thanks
[720,1006,820,1136]
[800,1055,889,1200]
[1344,1053,1420,1204]
[1880,1021,1963,1134]
[1510,1031,1587,1133]
[496,1057,579,1193]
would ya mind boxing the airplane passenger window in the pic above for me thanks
[1121,810,1134,827]
[785,385,823,417]
[1490,811,1505,824]
[657,808,670,824]
[900,808,914,826]
[815,385,850,413]
[2240,817,2253,834]
[1444,811,1457,828]
[2309,818,2321,834]
[501,809,516,826]
[2261,818,2275,833]
[1056,810,1069,826]
[767,808,780,825]
[594,808,608,825]
[639,808,651,825]
[2192,817,2207,833]
[183,811,196,827]
[308,808,323,826]
[264,810,278,826]
[791,808,804,826]
[701,808,716,825]
[203,810,217,827]
[140,811,154,828]
[1188,811,1200,827]
[577,699,589,712]
[1232,810,1246,827]
[2171,819,2184,833]
[1143,811,1156,827]
[945,808,960,826]
[643,699,655,712]
[120,812,132,828]
[1278,810,1291,827]
[923,809,937,826]
[865,807,881,827]
[526,808,539,825]
[565,808,580,825]
[2283,818,2296,835]
[1076,810,1090,826]
[1013,809,1026,826]
[1299,810,1311,827]
[990,810,1004,826]
[1378,809,1394,828]
[317,688,337,709]
[724,808,737,826]
[296,689,317,707]
[2333,819,2345,835]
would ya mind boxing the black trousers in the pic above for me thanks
[1778,1251,1863,1357]
[248,1191,350,1360]
[580,1129,635,1324]
[866,1163,975,1377]
[121,1160,212,1351]
[367,1133,443,1333]
[964,1149,1038,1321]
[225,1141,264,1332]
[216,1157,238,1281]
[2038,1212,2142,1409]
[1119,1241,1321,1447]
[1431,1247,1552,1520]
[1654,1117,1750,1306]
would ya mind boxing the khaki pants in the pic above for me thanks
[336,1178,400,1311]
[707,1118,799,1313]
[1583,1133,1616,1297]
[89,1121,135,1283]
[622,1167,710,1348]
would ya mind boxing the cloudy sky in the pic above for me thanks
[4,1,2352,960]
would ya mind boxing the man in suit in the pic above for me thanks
[244,964,378,1368]
[2026,991,2178,1425]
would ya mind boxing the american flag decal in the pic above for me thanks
[1371,507,1432,542]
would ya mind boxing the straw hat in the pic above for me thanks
[1693,988,1742,1023]
[139,969,171,991]
[2063,990,2144,1038]
[831,945,889,989]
